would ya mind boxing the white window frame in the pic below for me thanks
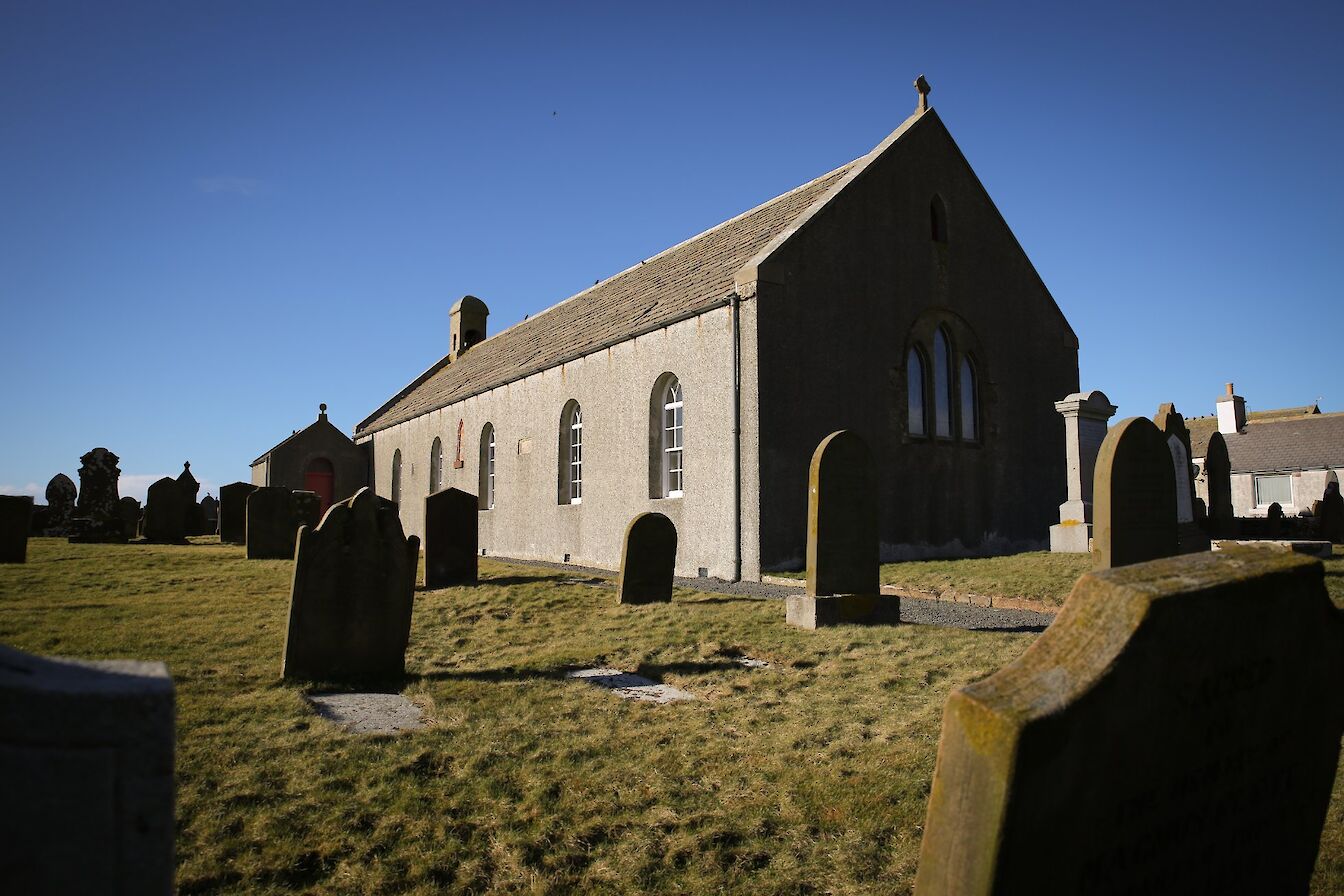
[569,406,583,505]
[486,427,496,509]
[663,380,683,497]
[1253,473,1293,509]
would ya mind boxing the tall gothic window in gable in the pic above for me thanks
[960,356,979,442]
[558,401,583,505]
[390,449,402,506]
[429,437,443,494]
[479,424,496,510]
[931,194,948,243]
[933,327,953,438]
[907,347,927,437]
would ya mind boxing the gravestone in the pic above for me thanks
[1092,416,1177,569]
[246,487,299,559]
[219,482,258,544]
[292,489,322,532]
[200,495,218,535]
[43,473,77,535]
[1049,390,1118,552]
[0,495,34,563]
[0,643,175,894]
[1154,403,1208,553]
[142,477,187,543]
[1267,502,1284,538]
[915,550,1344,895]
[283,487,419,680]
[1316,481,1343,544]
[118,496,141,541]
[424,487,478,587]
[1204,431,1235,538]
[176,462,205,535]
[786,430,897,628]
[28,504,48,536]
[617,512,677,604]
[69,447,126,543]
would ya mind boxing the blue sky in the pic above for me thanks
[2,0,1341,502]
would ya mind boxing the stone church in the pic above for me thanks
[355,79,1079,580]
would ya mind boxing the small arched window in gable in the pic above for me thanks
[930,195,948,244]
[479,424,496,510]
[933,327,953,438]
[907,348,928,437]
[390,449,402,507]
[429,437,443,494]
[960,356,979,442]
[558,401,583,505]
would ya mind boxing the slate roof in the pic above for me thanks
[1188,404,1321,458]
[355,159,862,437]
[1188,410,1344,473]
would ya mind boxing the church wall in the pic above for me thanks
[364,308,742,579]
[752,111,1079,568]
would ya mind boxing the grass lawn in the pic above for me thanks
[2,538,1343,894]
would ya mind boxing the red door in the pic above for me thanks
[304,458,335,515]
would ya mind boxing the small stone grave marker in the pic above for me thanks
[306,692,426,734]
[566,668,695,703]
[1092,416,1177,569]
[617,512,677,604]
[424,487,478,587]
[142,477,187,543]
[915,550,1344,894]
[219,481,258,544]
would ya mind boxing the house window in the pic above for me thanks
[933,327,953,438]
[1254,474,1292,508]
[663,378,684,497]
[429,437,443,494]
[907,348,927,437]
[558,401,583,505]
[479,424,495,510]
[960,356,978,442]
[931,194,948,243]
[390,449,402,506]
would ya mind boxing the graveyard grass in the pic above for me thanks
[2,541,1343,894]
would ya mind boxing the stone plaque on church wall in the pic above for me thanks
[0,644,175,895]
[915,550,1344,895]
[1092,417,1177,570]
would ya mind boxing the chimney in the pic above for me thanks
[449,295,490,361]
[1216,382,1246,435]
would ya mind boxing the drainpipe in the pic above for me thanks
[730,290,742,582]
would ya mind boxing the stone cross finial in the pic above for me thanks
[914,74,931,113]
[319,403,328,420]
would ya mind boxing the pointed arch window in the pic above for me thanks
[960,356,979,442]
[558,401,583,505]
[931,195,948,243]
[390,449,402,506]
[933,327,953,438]
[662,378,684,496]
[429,437,443,494]
[479,424,496,510]
[907,348,927,437]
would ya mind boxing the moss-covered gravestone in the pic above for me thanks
[68,447,126,543]
[617,512,677,604]
[246,487,319,560]
[43,473,77,535]
[283,487,420,681]
[219,481,258,545]
[787,430,895,628]
[1204,431,1235,537]
[142,477,187,544]
[0,644,175,894]
[1092,416,1177,570]
[915,550,1344,895]
[0,495,33,563]
[424,487,478,587]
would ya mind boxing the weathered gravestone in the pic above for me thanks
[1154,403,1208,554]
[177,462,206,535]
[118,497,142,541]
[43,473,77,535]
[1092,416,1177,570]
[0,643,175,894]
[0,495,34,563]
[246,487,320,560]
[219,481,258,544]
[142,477,187,543]
[617,512,677,604]
[1049,390,1118,552]
[1267,501,1284,538]
[914,550,1344,895]
[200,494,218,535]
[1203,430,1235,538]
[1316,480,1343,544]
[786,430,896,628]
[423,487,478,587]
[282,487,419,680]
[69,447,126,543]
[28,503,49,535]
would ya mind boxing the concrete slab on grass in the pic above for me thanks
[307,692,426,734]
[566,668,695,703]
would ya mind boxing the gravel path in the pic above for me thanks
[486,556,1054,634]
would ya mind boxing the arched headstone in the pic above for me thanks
[219,482,258,545]
[1154,404,1208,553]
[424,487,478,587]
[1317,481,1343,544]
[617,512,677,604]
[1204,431,1235,537]
[283,487,419,680]
[142,477,187,544]
[117,497,141,542]
[1093,417,1177,569]
[43,474,77,536]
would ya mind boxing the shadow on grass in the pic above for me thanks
[637,659,760,678]
[407,666,567,685]
[676,594,774,605]
[481,574,573,587]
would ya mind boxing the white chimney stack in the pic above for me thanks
[1216,382,1246,435]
